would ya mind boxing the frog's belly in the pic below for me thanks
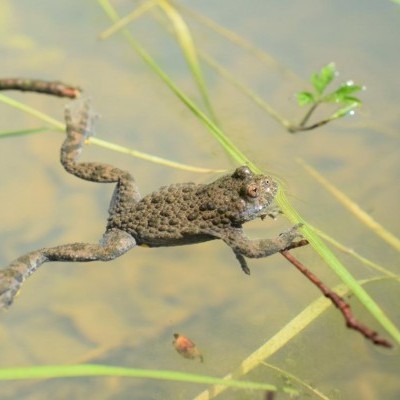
[133,230,216,247]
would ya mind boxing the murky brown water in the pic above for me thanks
[0,1,399,399]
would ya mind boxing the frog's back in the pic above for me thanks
[107,182,218,246]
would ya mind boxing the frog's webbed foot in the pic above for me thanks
[61,99,98,171]
[65,98,98,141]
[277,223,304,247]
[224,224,304,274]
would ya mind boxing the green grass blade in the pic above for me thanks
[98,0,156,40]
[156,0,218,123]
[0,364,297,394]
[0,127,48,138]
[0,93,64,130]
[90,137,224,173]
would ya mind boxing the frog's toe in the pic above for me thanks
[262,205,282,220]
[279,224,304,244]
[0,272,21,310]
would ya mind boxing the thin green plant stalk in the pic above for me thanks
[98,0,157,40]
[91,137,224,173]
[97,0,400,346]
[298,158,400,251]
[0,93,220,173]
[0,364,296,395]
[0,127,48,138]
[0,93,64,129]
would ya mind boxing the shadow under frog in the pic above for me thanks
[0,99,302,309]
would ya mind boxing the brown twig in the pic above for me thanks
[0,78,81,98]
[280,249,392,348]
[288,118,330,133]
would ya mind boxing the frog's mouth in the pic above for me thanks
[238,202,271,222]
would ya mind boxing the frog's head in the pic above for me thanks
[229,166,278,223]
[197,166,278,225]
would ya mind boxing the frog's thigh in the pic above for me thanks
[100,229,137,258]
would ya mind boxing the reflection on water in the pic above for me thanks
[0,0,399,399]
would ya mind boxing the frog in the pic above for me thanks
[0,99,303,309]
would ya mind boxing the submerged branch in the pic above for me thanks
[0,78,81,99]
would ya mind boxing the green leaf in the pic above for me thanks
[335,83,363,96]
[341,96,361,105]
[323,83,362,104]
[296,91,315,106]
[311,63,336,94]
[324,93,361,105]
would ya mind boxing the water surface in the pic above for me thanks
[0,1,399,399]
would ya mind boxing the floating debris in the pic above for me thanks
[172,333,203,362]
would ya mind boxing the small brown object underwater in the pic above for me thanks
[173,333,204,362]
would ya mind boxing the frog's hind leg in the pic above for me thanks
[0,229,136,310]
[61,100,141,210]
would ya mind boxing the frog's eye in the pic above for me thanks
[246,183,259,198]
[233,166,253,180]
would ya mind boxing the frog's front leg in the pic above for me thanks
[0,229,136,309]
[222,225,302,275]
